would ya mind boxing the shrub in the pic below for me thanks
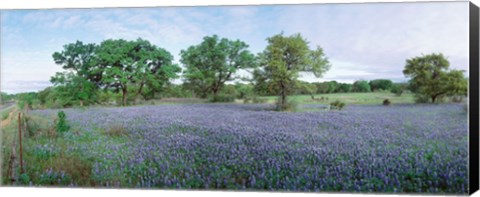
[330,100,346,110]
[252,97,268,104]
[390,85,403,96]
[18,173,31,185]
[451,95,464,103]
[1,111,9,120]
[244,96,268,104]
[210,94,235,103]
[55,111,70,133]
[277,98,299,112]
[383,99,391,106]
[414,95,431,103]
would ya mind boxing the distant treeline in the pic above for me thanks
[0,78,407,109]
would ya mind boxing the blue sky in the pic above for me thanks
[0,2,469,94]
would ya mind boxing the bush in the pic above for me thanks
[330,100,346,110]
[383,99,391,106]
[210,94,235,103]
[1,111,9,120]
[451,95,464,103]
[390,85,404,96]
[244,96,268,104]
[55,111,70,133]
[414,95,431,103]
[277,98,299,112]
[252,97,268,104]
[18,173,31,185]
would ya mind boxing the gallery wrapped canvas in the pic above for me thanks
[0,0,478,196]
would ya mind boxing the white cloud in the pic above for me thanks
[277,2,469,72]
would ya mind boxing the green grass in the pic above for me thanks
[260,92,416,105]
[1,105,15,120]
[1,110,125,186]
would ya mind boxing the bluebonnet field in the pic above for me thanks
[30,103,468,194]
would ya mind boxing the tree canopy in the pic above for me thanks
[403,53,467,103]
[51,41,101,106]
[257,32,330,110]
[96,38,180,105]
[352,80,371,92]
[369,79,393,92]
[180,35,256,99]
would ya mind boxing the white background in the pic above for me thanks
[0,0,479,197]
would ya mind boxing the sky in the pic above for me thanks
[0,1,470,94]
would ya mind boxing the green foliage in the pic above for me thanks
[18,173,31,185]
[210,94,236,103]
[414,94,433,103]
[51,39,180,107]
[180,35,256,99]
[258,32,330,111]
[296,81,318,95]
[51,41,101,107]
[0,92,13,105]
[244,96,268,104]
[276,98,299,112]
[369,79,393,92]
[252,69,275,96]
[16,92,39,110]
[94,38,180,106]
[336,83,353,93]
[330,100,346,110]
[234,83,254,99]
[390,84,404,96]
[159,84,195,99]
[403,53,467,103]
[1,112,8,120]
[312,81,352,94]
[352,80,371,92]
[55,111,70,133]
[383,99,391,106]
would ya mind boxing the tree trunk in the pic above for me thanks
[213,89,218,98]
[431,95,436,103]
[135,82,145,101]
[278,81,287,111]
[122,88,128,106]
[79,100,84,106]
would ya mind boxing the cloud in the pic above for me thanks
[276,2,469,74]
[1,80,51,94]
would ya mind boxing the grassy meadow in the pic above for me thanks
[259,92,416,105]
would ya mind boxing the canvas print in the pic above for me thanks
[0,2,471,195]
